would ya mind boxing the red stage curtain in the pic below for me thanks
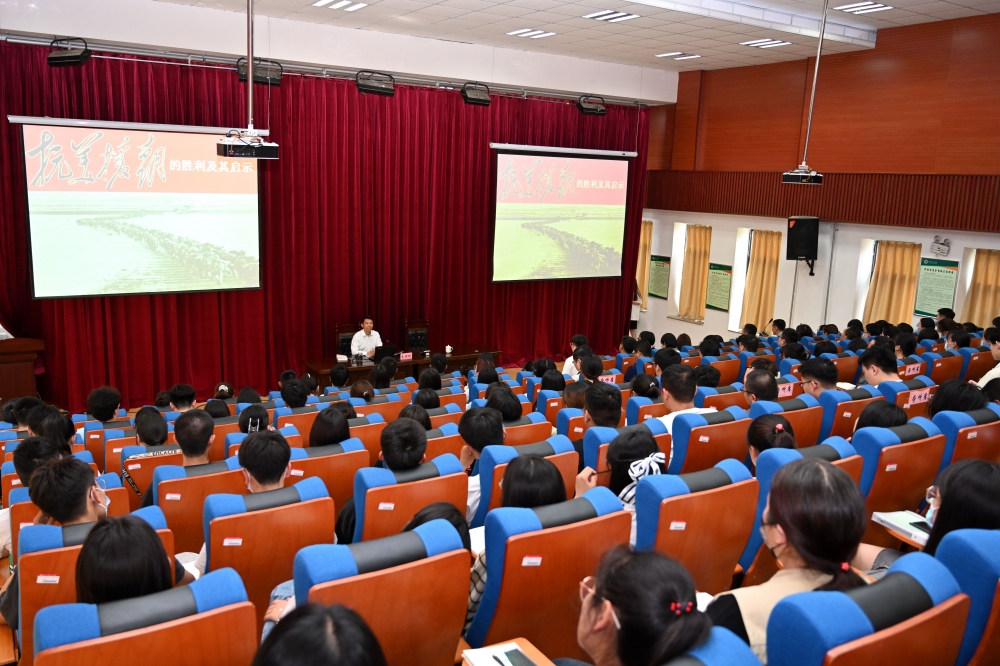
[0,43,649,411]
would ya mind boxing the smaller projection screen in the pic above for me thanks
[21,123,261,298]
[492,150,629,282]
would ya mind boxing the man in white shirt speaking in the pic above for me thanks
[351,316,382,358]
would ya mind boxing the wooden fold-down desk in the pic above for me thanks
[304,346,502,387]
[0,338,44,403]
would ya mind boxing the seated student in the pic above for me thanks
[864,322,882,339]
[240,404,270,434]
[418,368,442,391]
[533,358,557,379]
[139,409,216,508]
[676,333,692,349]
[771,319,786,337]
[799,358,838,399]
[467,454,566,629]
[928,379,987,416]
[278,370,298,389]
[858,345,901,387]
[0,457,114,629]
[653,366,716,436]
[237,387,262,404]
[660,333,677,350]
[624,340,652,382]
[412,389,441,410]
[743,323,759,338]
[25,404,60,437]
[215,382,235,400]
[475,366,500,389]
[812,340,837,357]
[204,400,231,419]
[403,502,470,549]
[824,324,841,337]
[154,391,172,409]
[779,329,800,348]
[706,459,866,662]
[797,324,815,339]
[10,396,42,432]
[947,328,973,351]
[34,410,76,454]
[980,377,1000,404]
[638,331,656,350]
[485,390,522,423]
[579,354,604,385]
[882,324,900,340]
[329,364,350,389]
[699,337,722,358]
[853,459,1000,577]
[350,380,375,403]
[562,380,588,410]
[330,401,357,421]
[571,384,623,469]
[651,347,681,378]
[561,334,590,377]
[568,346,593,381]
[3,437,62,558]
[474,353,496,376]
[738,335,760,354]
[852,401,908,434]
[430,353,448,375]
[300,374,319,397]
[619,336,637,356]
[749,357,779,378]
[484,381,512,401]
[1,399,17,426]
[367,365,391,390]
[280,379,309,409]
[847,337,869,353]
[937,318,959,339]
[540,369,566,392]
[868,335,893,351]
[76,515,176,604]
[630,374,660,399]
[380,357,398,383]
[893,331,919,360]
[309,408,351,448]
[575,429,663,546]
[747,414,796,468]
[335,419,430,544]
[781,342,808,363]
[937,307,956,323]
[743,369,778,406]
[693,364,721,388]
[86,387,121,423]
[169,384,197,413]
[846,318,863,332]
[398,404,433,431]
[135,408,169,447]
[255,604,387,666]
[458,408,505,523]
[560,546,710,666]
[843,326,862,341]
[974,328,1000,387]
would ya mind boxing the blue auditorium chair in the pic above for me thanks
[669,407,750,474]
[936,529,1000,666]
[877,375,936,419]
[749,395,824,448]
[663,627,762,665]
[294,520,469,665]
[581,420,671,473]
[625,393,667,425]
[931,405,1000,473]
[816,385,883,441]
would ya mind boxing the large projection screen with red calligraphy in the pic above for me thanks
[492,150,629,282]
[21,124,260,298]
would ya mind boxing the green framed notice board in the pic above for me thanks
[649,255,670,300]
[914,258,959,317]
[706,263,732,312]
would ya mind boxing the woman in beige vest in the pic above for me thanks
[705,458,867,664]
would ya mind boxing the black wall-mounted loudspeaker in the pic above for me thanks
[786,216,819,261]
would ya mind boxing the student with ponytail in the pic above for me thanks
[350,380,375,403]
[239,404,270,434]
[746,414,796,467]
[706,458,866,663]
[554,546,711,666]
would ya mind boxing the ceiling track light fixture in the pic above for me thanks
[834,1,893,13]
[461,81,491,106]
[237,57,283,85]
[355,70,396,96]
[577,95,607,116]
[47,37,92,67]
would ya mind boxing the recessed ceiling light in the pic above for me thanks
[608,14,640,22]
[740,38,773,45]
[312,0,335,6]
[674,54,701,60]
[344,2,366,10]
[507,28,532,35]
[834,1,893,13]
[596,11,629,20]
[520,30,546,37]
[531,32,557,38]
[655,51,683,57]
[584,10,641,22]
[328,0,351,7]
[758,41,792,47]
[741,38,791,48]
[583,10,616,18]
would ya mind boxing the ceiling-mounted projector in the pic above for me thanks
[356,71,395,96]
[577,95,607,116]
[217,131,279,160]
[781,167,823,185]
[48,37,92,67]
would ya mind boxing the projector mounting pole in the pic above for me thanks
[246,0,254,131]
[798,0,829,171]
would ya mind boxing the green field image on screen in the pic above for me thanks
[493,203,625,281]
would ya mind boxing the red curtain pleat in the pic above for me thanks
[0,43,649,411]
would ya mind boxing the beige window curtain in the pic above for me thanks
[741,230,782,332]
[961,249,1000,327]
[635,220,654,312]
[862,241,922,325]
[678,224,712,321]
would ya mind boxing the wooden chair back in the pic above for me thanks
[35,603,256,666]
[438,392,467,411]
[969,581,1000,666]
[778,405,824,448]
[276,410,322,443]
[20,529,175,666]
[823,594,969,666]
[652,479,758,594]
[428,410,463,429]
[2,472,22,507]
[679,420,750,474]
[830,355,860,384]
[207,422,242,461]
[964,351,996,383]
[355,400,406,424]
[486,451,578,512]
[703,391,749,411]
[503,421,552,446]
[308,550,469,666]
[930,342,946,353]
[481,511,631,661]
[952,419,1000,465]
[82,429,107,473]
[833,455,865,484]
[424,433,466,461]
[122,451,184,511]
[899,360,928,380]
[681,356,700,368]
[159,470,247,553]
[360,473,468,542]
[710,358,741,386]
[542,396,565,426]
[351,420,388,466]
[635,401,668,423]
[104,436,137,477]
[289,450,368,515]
[862,434,946,548]
[894,384,938,420]
[927,355,964,384]
[208,497,335,630]
[620,357,636,376]
[828,396,885,439]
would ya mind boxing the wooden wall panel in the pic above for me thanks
[696,61,808,172]
[671,71,702,171]
[647,105,676,171]
[645,170,1000,232]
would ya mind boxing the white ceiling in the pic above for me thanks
[157,0,998,71]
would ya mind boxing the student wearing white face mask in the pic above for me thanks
[0,457,114,630]
[852,459,1000,577]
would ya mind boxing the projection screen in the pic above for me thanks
[492,150,629,282]
[20,123,260,298]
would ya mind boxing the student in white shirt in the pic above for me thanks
[743,369,778,406]
[350,316,382,358]
[655,365,717,435]
[561,334,589,377]
[975,328,1000,387]
[458,407,506,523]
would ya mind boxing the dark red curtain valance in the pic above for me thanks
[0,43,649,411]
